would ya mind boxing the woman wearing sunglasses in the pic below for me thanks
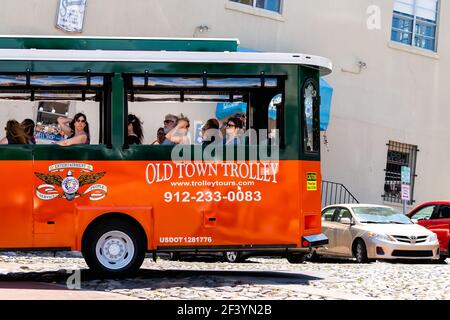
[224,117,243,145]
[57,112,90,146]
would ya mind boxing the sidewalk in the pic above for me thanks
[0,281,139,300]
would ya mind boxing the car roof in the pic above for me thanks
[322,204,394,211]
[415,201,450,206]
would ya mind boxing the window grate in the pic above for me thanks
[382,141,418,206]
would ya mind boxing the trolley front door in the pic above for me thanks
[0,146,33,248]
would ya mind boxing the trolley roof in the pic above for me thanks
[0,36,332,75]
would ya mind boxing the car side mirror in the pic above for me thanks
[341,218,353,225]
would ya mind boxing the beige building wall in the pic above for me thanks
[0,0,449,208]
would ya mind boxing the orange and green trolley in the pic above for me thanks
[0,36,331,276]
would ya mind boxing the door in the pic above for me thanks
[32,145,109,248]
[429,205,450,228]
[318,207,338,254]
[333,208,354,256]
[0,146,33,248]
[410,204,437,228]
[428,205,450,253]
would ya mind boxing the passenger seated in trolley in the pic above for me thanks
[0,120,30,144]
[151,127,165,145]
[165,114,191,145]
[127,114,143,145]
[21,118,36,145]
[160,114,178,145]
[56,113,90,146]
[223,117,243,145]
[201,118,220,146]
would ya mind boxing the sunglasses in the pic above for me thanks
[76,119,86,123]
[164,120,175,124]
[226,123,236,128]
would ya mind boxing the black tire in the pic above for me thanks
[354,239,370,263]
[305,250,320,262]
[223,251,243,263]
[286,252,306,264]
[82,218,147,278]
[438,255,448,263]
[169,252,181,261]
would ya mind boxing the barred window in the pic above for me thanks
[391,0,440,52]
[383,141,418,205]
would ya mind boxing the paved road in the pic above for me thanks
[0,252,448,300]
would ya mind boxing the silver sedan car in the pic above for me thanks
[310,204,440,263]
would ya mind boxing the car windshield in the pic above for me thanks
[352,207,413,224]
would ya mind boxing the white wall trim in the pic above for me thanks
[224,1,285,22]
[387,41,440,60]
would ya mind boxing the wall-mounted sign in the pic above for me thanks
[56,0,87,33]
[401,184,411,201]
[401,166,411,184]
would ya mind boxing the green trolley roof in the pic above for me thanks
[0,35,240,52]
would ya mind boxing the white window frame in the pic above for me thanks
[392,0,440,52]
[230,0,283,14]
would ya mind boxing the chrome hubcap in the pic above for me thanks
[96,231,135,270]
[226,251,238,262]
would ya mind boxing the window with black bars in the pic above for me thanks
[382,141,418,205]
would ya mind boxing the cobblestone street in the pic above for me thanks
[0,252,448,300]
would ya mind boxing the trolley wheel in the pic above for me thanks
[286,252,306,264]
[169,252,181,261]
[82,218,146,277]
[305,250,320,262]
[223,251,243,263]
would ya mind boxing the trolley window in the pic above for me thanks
[123,73,285,150]
[0,73,112,146]
[302,78,320,154]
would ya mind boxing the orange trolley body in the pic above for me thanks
[0,36,331,275]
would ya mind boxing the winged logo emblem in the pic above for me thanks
[35,169,106,201]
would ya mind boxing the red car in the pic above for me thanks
[408,201,450,262]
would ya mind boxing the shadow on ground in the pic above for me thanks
[0,267,323,291]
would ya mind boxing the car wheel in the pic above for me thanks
[354,239,370,263]
[286,253,306,264]
[223,251,243,263]
[169,252,181,261]
[437,255,448,263]
[82,218,146,277]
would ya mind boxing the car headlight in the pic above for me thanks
[368,232,392,242]
[428,234,438,242]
